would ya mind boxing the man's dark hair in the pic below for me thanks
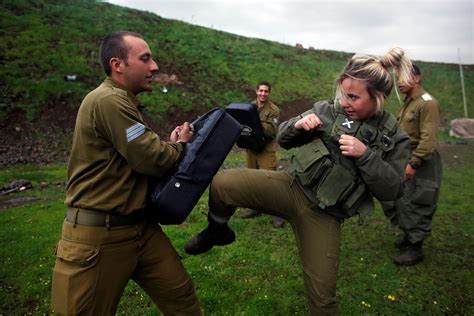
[256,80,272,92]
[412,64,421,76]
[99,31,144,76]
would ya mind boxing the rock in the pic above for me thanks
[450,118,474,138]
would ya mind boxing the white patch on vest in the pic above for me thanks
[126,122,145,143]
[422,93,432,101]
[272,118,279,124]
[342,118,354,129]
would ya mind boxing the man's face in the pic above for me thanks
[256,85,270,103]
[339,77,376,121]
[120,35,158,95]
[398,74,419,95]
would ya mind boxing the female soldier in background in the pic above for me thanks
[184,47,412,315]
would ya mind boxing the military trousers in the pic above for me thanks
[51,219,201,315]
[209,168,342,315]
[245,148,277,170]
[397,151,443,244]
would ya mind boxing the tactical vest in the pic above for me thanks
[289,105,398,218]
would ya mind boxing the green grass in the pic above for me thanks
[1,145,473,315]
[1,0,473,126]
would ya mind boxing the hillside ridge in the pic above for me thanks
[1,0,473,166]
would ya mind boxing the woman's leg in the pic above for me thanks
[185,168,342,314]
[292,209,342,315]
[208,168,297,221]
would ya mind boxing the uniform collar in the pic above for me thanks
[254,99,271,108]
[103,77,142,108]
[404,87,426,103]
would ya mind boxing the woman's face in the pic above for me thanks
[339,77,377,121]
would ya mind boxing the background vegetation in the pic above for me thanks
[1,0,473,127]
[1,0,473,315]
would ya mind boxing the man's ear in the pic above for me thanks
[414,74,421,85]
[110,57,123,74]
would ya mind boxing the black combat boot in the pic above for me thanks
[394,235,411,250]
[393,241,424,266]
[184,215,235,255]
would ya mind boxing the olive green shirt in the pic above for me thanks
[251,100,280,152]
[254,100,279,139]
[398,88,441,165]
[65,78,184,215]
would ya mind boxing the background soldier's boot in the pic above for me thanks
[184,215,235,255]
[272,217,286,228]
[240,209,262,219]
[394,235,411,250]
[393,242,424,266]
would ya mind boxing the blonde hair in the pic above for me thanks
[335,47,413,112]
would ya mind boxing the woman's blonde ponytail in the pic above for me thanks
[335,46,414,112]
[381,46,414,87]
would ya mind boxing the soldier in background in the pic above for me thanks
[51,31,201,315]
[240,81,286,228]
[383,64,443,266]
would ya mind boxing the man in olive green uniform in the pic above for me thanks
[383,65,443,266]
[50,32,201,315]
[240,81,286,228]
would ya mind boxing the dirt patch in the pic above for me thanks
[0,194,63,209]
[0,102,200,167]
[0,196,42,209]
[438,141,474,169]
[279,99,314,122]
[0,104,75,166]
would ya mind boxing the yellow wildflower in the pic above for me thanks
[361,300,371,308]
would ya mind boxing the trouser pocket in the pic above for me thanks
[51,239,100,314]
[412,178,438,205]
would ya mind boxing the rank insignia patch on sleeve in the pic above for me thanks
[126,122,145,143]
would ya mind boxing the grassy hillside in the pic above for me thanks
[1,0,473,165]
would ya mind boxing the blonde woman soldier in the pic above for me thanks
[184,47,413,315]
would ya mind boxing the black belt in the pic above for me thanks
[66,208,146,227]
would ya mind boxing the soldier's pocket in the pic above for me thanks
[404,111,418,122]
[291,139,332,188]
[51,239,100,312]
[412,178,438,205]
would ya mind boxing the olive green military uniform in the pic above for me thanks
[245,100,280,170]
[207,101,410,314]
[384,88,442,244]
[51,78,201,315]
